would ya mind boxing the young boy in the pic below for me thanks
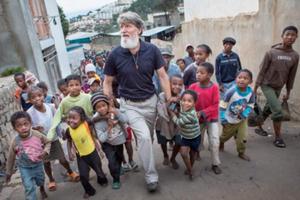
[156,74,183,169]
[47,74,93,141]
[27,86,79,191]
[189,62,222,174]
[88,78,102,95]
[219,69,255,161]
[85,63,101,81]
[91,92,127,189]
[14,72,32,111]
[254,26,299,148]
[168,90,201,180]
[215,37,242,99]
[6,111,51,199]
[37,81,55,104]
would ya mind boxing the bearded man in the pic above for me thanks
[103,12,171,192]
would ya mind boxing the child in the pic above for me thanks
[66,106,107,198]
[91,92,126,189]
[219,69,255,161]
[176,58,186,76]
[156,74,183,169]
[14,72,32,111]
[47,74,93,141]
[215,37,242,99]
[81,75,90,94]
[37,81,55,104]
[183,44,212,88]
[88,78,102,95]
[6,111,51,199]
[254,26,299,148]
[57,78,69,98]
[168,90,201,180]
[27,86,79,191]
[85,63,101,81]
[189,62,222,174]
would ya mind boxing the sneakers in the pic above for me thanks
[122,163,131,172]
[129,160,138,170]
[273,138,286,148]
[147,181,158,192]
[112,181,121,190]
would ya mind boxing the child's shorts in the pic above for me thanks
[181,135,201,151]
[44,140,65,162]
[156,130,181,146]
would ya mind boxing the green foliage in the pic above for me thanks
[58,6,69,38]
[1,67,25,77]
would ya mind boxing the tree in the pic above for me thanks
[58,6,69,38]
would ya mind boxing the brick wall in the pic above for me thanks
[0,76,21,169]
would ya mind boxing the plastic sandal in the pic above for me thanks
[273,139,286,148]
[48,181,57,191]
[255,128,268,136]
[67,172,80,182]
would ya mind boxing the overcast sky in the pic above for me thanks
[57,0,116,16]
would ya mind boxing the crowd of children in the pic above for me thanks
[5,25,299,199]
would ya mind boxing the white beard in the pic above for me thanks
[120,35,139,49]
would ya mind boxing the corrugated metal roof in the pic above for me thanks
[66,32,99,40]
[106,26,175,37]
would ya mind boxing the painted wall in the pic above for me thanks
[184,0,259,21]
[174,0,300,119]
[44,0,71,78]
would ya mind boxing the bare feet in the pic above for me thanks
[195,152,201,161]
[83,193,90,199]
[163,157,170,166]
[238,153,250,161]
[219,142,224,152]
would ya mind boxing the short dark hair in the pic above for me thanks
[57,78,67,89]
[236,69,253,80]
[197,44,212,55]
[10,111,32,128]
[181,89,197,102]
[282,26,298,36]
[65,74,81,85]
[176,58,185,64]
[28,86,43,99]
[198,62,214,74]
[170,74,183,81]
[14,72,25,80]
[37,81,48,91]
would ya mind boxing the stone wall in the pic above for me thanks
[0,76,21,169]
[173,0,300,120]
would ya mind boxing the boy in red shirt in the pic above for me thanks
[189,62,222,174]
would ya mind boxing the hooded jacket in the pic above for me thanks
[256,43,299,91]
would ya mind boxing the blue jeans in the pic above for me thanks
[19,163,45,200]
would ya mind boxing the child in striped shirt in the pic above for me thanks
[168,90,201,180]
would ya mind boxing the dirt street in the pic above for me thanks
[1,119,300,200]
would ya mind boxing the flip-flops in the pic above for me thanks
[255,128,268,136]
[67,172,80,182]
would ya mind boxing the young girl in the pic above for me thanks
[219,69,255,161]
[168,90,201,180]
[189,62,222,174]
[183,44,212,88]
[66,106,107,198]
[156,74,183,169]
[91,92,127,189]
[14,72,32,111]
[27,86,79,191]
[6,111,51,200]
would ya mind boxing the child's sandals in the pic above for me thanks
[67,172,80,182]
